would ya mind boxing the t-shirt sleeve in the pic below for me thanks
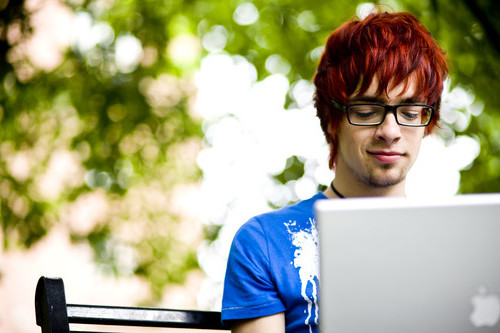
[221,217,286,325]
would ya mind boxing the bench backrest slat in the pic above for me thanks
[67,304,224,329]
[35,276,228,332]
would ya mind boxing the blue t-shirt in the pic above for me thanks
[222,192,327,333]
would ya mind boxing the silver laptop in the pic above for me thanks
[315,193,500,333]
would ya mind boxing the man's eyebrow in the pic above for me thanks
[349,96,426,104]
[349,96,382,104]
[399,97,427,104]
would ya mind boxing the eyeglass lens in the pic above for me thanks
[347,105,432,126]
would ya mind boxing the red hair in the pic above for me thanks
[313,11,448,169]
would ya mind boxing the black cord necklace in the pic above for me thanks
[330,181,345,198]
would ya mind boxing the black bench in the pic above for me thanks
[35,276,229,332]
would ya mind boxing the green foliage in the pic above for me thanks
[204,223,223,243]
[273,155,305,185]
[1,0,205,301]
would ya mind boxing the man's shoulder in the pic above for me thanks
[229,192,326,263]
[263,191,326,215]
[247,192,327,229]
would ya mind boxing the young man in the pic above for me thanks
[221,11,448,333]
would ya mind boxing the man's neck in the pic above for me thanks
[324,172,407,199]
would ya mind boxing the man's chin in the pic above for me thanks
[366,169,407,188]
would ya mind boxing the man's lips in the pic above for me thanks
[368,150,404,163]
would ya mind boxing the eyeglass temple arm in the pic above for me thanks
[330,99,347,111]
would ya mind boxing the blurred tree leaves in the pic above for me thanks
[1,0,204,302]
[273,155,305,185]
[1,0,499,303]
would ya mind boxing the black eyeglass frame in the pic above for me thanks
[330,99,434,127]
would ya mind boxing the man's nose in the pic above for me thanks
[375,112,402,143]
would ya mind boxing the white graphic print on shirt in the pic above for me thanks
[284,218,320,333]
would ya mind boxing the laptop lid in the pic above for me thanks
[315,193,500,333]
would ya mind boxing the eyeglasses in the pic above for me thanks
[331,99,434,127]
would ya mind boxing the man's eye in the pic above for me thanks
[350,105,382,119]
[401,111,420,120]
[354,111,378,119]
[399,106,426,121]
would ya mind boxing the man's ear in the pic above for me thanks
[326,121,339,170]
[327,121,337,141]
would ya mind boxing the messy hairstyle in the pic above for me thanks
[313,11,448,169]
